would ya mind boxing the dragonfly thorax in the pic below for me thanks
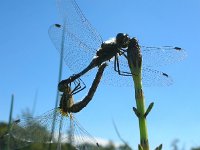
[95,42,120,64]
[94,34,129,65]
[59,92,74,113]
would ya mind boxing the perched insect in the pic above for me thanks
[8,63,107,150]
[49,0,186,88]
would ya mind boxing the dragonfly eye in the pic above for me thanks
[122,34,130,48]
[116,33,130,48]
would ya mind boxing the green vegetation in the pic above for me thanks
[0,109,130,150]
[0,121,129,150]
[1,121,200,150]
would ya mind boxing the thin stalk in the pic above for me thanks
[56,117,64,150]
[112,120,131,149]
[7,94,14,150]
[31,89,38,116]
[127,38,150,150]
[69,116,74,148]
[48,20,65,150]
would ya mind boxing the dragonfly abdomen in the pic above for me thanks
[69,63,107,113]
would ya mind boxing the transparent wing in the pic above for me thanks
[9,109,99,149]
[141,46,187,67]
[49,24,98,74]
[57,0,102,46]
[66,115,100,149]
[142,67,173,86]
[9,109,62,149]
[49,0,103,74]
[101,55,173,87]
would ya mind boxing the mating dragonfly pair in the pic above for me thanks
[8,0,186,149]
[50,0,186,88]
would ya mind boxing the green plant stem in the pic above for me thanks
[133,71,149,150]
[48,20,65,150]
[127,38,149,150]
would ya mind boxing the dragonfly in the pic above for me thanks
[49,0,186,87]
[8,63,107,150]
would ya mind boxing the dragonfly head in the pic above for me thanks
[116,33,130,48]
[58,80,73,93]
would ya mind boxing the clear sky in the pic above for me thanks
[0,0,200,149]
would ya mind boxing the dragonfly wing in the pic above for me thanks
[141,46,187,67]
[49,24,97,74]
[9,109,64,149]
[142,67,173,86]
[66,115,100,149]
[49,0,103,73]
[9,108,99,149]
[57,0,103,46]
[100,55,131,86]
[101,55,173,86]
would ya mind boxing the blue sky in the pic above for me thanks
[0,0,200,149]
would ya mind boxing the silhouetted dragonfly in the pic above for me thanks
[8,63,107,150]
[49,0,186,87]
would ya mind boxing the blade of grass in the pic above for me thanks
[7,94,14,150]
[31,89,38,116]
[112,119,132,149]
[48,19,66,150]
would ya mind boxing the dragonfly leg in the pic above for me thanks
[59,59,98,93]
[69,63,107,113]
[121,52,128,59]
[71,78,86,95]
[114,55,132,76]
